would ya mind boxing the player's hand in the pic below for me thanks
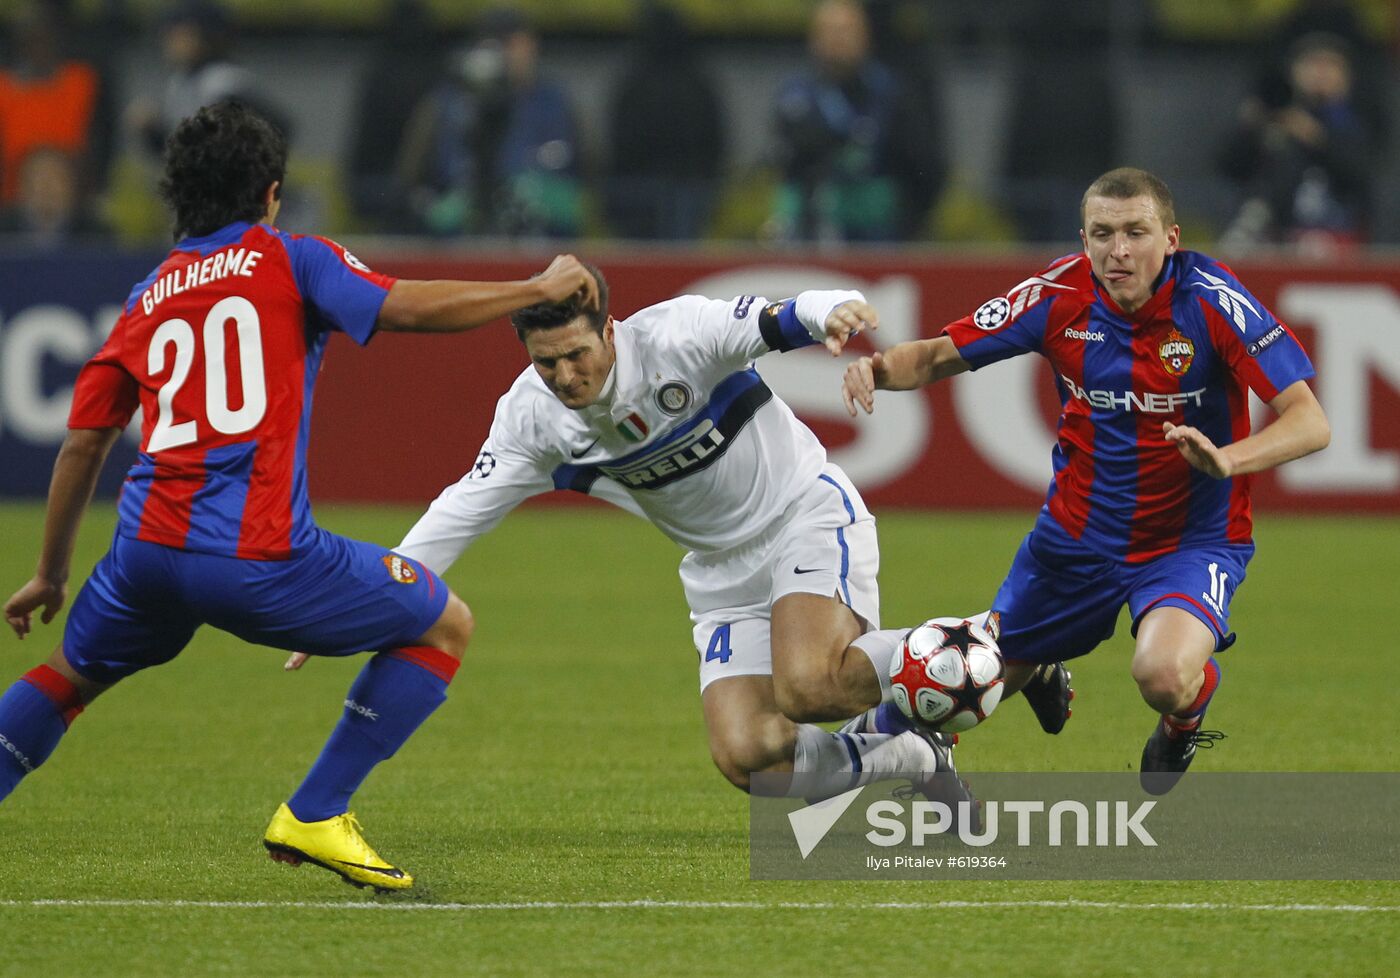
[842,352,888,417]
[822,300,878,356]
[284,652,310,671]
[4,577,67,639]
[1163,421,1234,479]
[535,255,600,310]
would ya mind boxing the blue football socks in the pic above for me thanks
[287,648,457,822]
[0,667,85,803]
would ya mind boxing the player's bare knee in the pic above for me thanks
[709,749,754,792]
[422,594,474,659]
[708,716,791,793]
[444,597,475,657]
[1133,662,1194,714]
[708,736,762,792]
[46,645,108,704]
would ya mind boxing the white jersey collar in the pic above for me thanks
[580,320,649,430]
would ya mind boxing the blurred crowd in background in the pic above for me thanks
[0,0,1395,253]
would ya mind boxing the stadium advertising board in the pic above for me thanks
[0,251,146,497]
[2,250,1397,511]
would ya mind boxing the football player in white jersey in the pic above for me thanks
[291,265,965,799]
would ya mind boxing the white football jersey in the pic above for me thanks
[398,291,861,572]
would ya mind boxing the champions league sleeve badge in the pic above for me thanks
[973,296,1011,330]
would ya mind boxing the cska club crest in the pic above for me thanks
[1159,329,1195,377]
[382,554,418,584]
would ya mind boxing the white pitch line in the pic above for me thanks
[0,898,1396,914]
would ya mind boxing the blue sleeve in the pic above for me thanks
[757,298,818,353]
[1188,266,1315,401]
[943,298,1049,370]
[282,235,395,346]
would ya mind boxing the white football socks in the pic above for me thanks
[788,723,938,800]
[842,627,916,736]
[850,628,908,702]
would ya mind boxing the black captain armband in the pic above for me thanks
[757,298,816,353]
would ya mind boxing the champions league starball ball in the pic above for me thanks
[889,617,1005,733]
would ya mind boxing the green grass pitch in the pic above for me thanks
[0,502,1396,977]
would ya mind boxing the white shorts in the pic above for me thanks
[682,464,880,692]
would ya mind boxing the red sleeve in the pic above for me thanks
[69,326,138,430]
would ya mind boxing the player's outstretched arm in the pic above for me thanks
[377,254,599,333]
[1163,379,1330,479]
[4,427,122,638]
[842,336,970,416]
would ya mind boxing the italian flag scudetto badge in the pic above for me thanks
[617,412,649,442]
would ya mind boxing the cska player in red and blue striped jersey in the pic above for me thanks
[842,168,1330,793]
[0,103,598,889]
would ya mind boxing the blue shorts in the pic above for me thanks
[989,513,1253,665]
[63,529,450,684]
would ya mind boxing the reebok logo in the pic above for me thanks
[1202,561,1230,619]
[1064,326,1105,343]
[1194,269,1260,334]
[345,699,380,721]
[0,731,35,772]
[1002,258,1082,322]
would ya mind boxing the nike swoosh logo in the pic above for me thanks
[793,566,823,575]
[332,859,406,878]
[570,438,600,459]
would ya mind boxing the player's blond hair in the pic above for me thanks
[1080,167,1176,230]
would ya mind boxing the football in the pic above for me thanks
[889,617,1005,733]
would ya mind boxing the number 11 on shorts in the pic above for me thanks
[705,624,732,664]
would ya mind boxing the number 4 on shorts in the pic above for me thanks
[705,624,732,664]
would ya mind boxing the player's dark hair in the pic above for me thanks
[1080,167,1176,230]
[159,102,287,240]
[510,262,609,340]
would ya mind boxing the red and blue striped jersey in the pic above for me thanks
[943,250,1315,563]
[67,221,395,560]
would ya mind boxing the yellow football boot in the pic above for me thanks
[263,803,414,891]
